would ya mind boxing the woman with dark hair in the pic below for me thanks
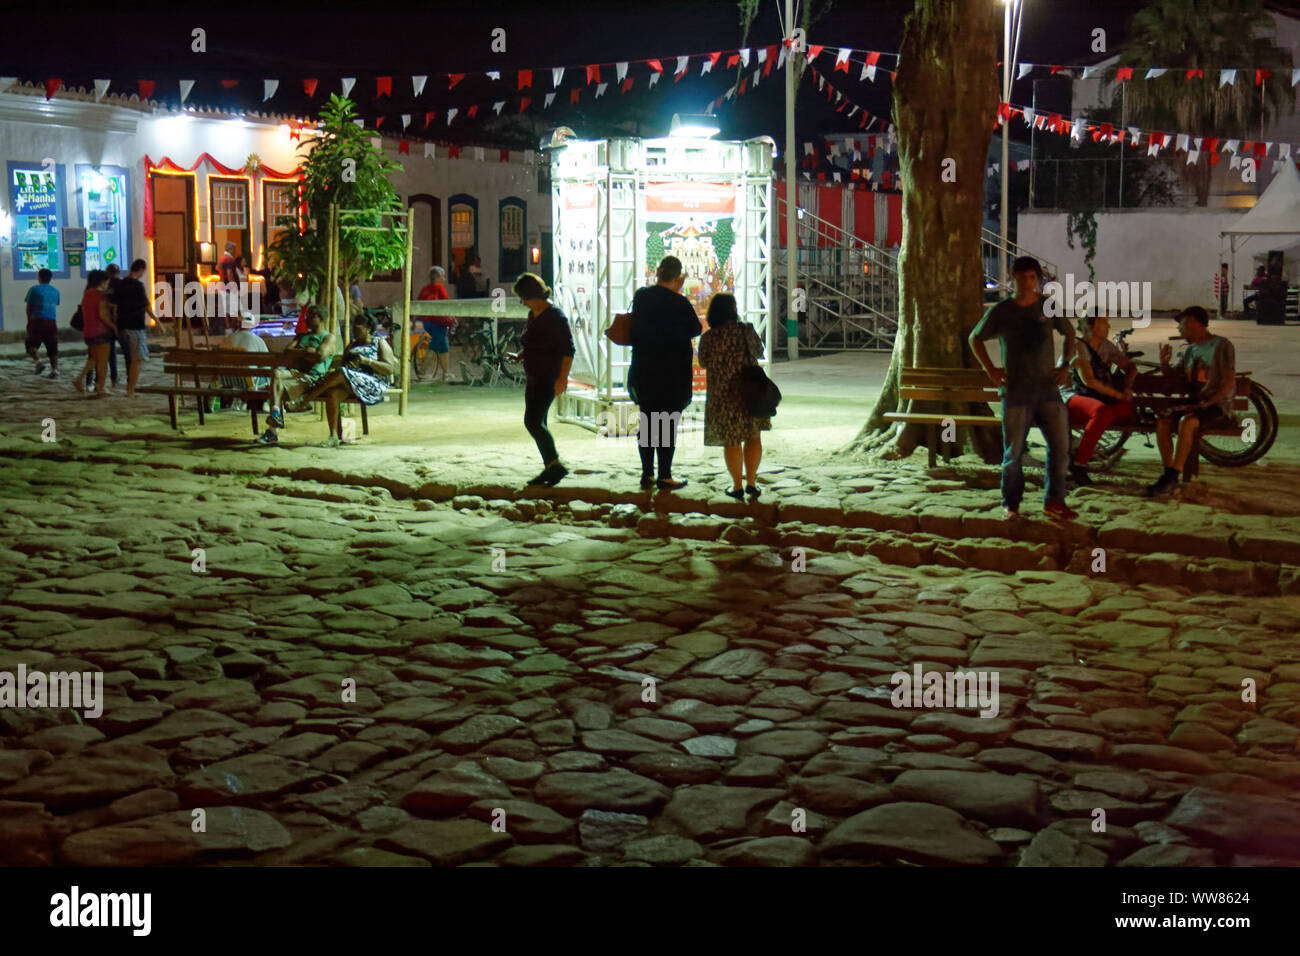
[509,272,574,486]
[697,293,770,499]
[300,315,395,447]
[416,265,454,382]
[74,270,119,398]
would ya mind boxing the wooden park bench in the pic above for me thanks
[883,367,1002,467]
[138,347,401,437]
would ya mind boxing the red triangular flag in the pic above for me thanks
[1050,65,1063,75]
[138,80,155,100]
[467,105,479,118]
[449,74,465,90]
[764,45,777,76]
[1116,67,1132,82]
[221,79,238,88]
[866,52,881,67]
[520,97,531,112]
[621,77,634,93]
[1205,137,1219,153]
[1186,69,1203,80]
[377,76,392,97]
[398,140,410,154]
[807,45,824,62]
[1256,69,1272,86]
[835,100,848,113]
[303,78,318,97]
[449,146,460,159]
[648,59,663,73]
[726,53,739,68]
[739,78,748,95]
[570,88,581,104]
[708,52,722,70]
[44,78,62,99]
[519,70,532,90]
[376,116,385,128]
[586,64,600,85]
[424,111,436,127]
[500,149,510,162]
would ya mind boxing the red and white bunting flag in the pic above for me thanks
[777,46,787,70]
[401,113,410,129]
[138,80,155,100]
[675,56,689,79]
[552,67,564,88]
[1145,68,1167,80]
[467,105,479,118]
[493,100,506,115]
[487,71,500,81]
[621,77,634,93]
[586,64,600,85]
[1176,133,1190,151]
[808,45,824,63]
[1256,69,1272,86]
[178,80,194,102]
[727,53,739,68]
[834,48,851,71]
[448,74,464,90]
[413,75,427,96]
[303,78,318,97]
[803,142,814,155]
[374,119,384,130]
[596,82,608,97]
[519,97,531,112]
[1050,65,1064,75]
[449,146,460,159]
[1220,69,1236,86]
[377,76,392,97]
[1115,68,1132,83]
[447,107,458,124]
[263,79,278,101]
[648,72,661,89]
[341,77,356,97]
[519,70,532,90]
[1082,66,1098,80]
[702,52,721,75]
[424,111,435,128]
[570,88,581,104]
[1017,63,1032,80]
[757,47,768,64]
[500,149,510,162]
[544,91,556,108]
[398,140,409,154]
[1186,69,1203,81]
[616,62,628,82]
[739,48,751,67]
[648,58,664,73]
[474,147,484,161]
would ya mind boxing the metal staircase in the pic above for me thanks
[773,194,1057,351]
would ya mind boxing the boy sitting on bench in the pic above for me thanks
[255,307,340,446]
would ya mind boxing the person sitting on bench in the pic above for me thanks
[299,315,396,447]
[1145,306,1236,498]
[255,306,339,445]
[1062,312,1137,486]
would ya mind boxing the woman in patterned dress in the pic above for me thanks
[696,293,770,499]
[301,316,395,447]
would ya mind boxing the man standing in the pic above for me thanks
[970,256,1078,521]
[628,255,702,490]
[24,268,60,379]
[1146,306,1236,498]
[112,259,158,398]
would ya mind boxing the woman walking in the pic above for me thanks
[74,270,119,399]
[510,273,574,487]
[697,293,770,499]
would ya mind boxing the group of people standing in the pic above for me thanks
[972,256,1237,517]
[506,255,772,496]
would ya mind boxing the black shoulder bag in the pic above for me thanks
[737,323,782,417]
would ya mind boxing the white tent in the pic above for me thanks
[1221,160,1300,300]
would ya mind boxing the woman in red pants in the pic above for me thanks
[1062,313,1138,485]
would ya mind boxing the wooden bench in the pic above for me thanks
[1099,370,1256,480]
[883,367,1002,467]
[138,347,402,437]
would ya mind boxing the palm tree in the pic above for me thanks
[1120,0,1295,205]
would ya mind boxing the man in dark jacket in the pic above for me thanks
[628,256,703,490]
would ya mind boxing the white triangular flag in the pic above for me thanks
[740,48,750,67]
[1229,154,1241,169]
[833,171,841,183]
[413,75,427,96]
[178,79,193,103]
[1273,159,1284,173]
[596,82,608,97]
[424,143,436,159]
[702,57,715,76]
[1194,136,1203,150]
[93,78,111,101]
[1264,141,1274,155]
[835,48,850,69]
[1176,133,1189,151]
[447,107,458,124]
[263,79,278,101]
[1187,150,1200,165]
[493,101,505,115]
[1293,69,1300,87]
[777,46,787,70]
[989,164,999,176]
[757,48,768,64]
[544,92,555,108]
[352,119,364,128]
[552,67,564,88]
[1082,66,1097,80]
[341,77,356,97]
[1145,68,1167,80]
[1223,138,1239,153]
[803,142,814,155]
[1017,63,1032,80]
[1281,143,1292,160]
[401,113,411,129]
[723,85,736,101]
[1071,118,1085,141]
[1022,107,1036,124]
[865,65,877,83]
[648,72,660,88]
[753,68,761,88]
[474,147,484,161]
[1220,69,1236,87]
[817,74,825,91]
[1147,143,1160,157]
[848,106,860,118]
[617,62,628,82]
[675,56,689,75]
[487,71,500,81]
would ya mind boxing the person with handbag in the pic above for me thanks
[73,270,119,398]
[1062,312,1137,485]
[697,293,772,499]
[626,256,702,490]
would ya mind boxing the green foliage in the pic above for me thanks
[268,95,406,301]
[1065,209,1098,282]
[712,218,736,267]
[646,228,665,265]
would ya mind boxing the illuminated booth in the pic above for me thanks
[547,134,774,433]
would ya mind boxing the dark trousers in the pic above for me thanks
[637,408,679,479]
[524,385,559,465]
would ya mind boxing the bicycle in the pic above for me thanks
[459,325,525,387]
[1074,326,1278,472]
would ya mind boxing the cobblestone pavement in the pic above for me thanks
[1,336,1299,867]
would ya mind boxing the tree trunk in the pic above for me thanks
[842,0,1002,463]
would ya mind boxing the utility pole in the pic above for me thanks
[786,0,799,360]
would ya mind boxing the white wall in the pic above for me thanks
[1020,207,1288,311]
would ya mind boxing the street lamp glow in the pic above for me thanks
[670,114,720,139]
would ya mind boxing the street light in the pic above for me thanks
[999,0,1023,293]
[669,114,721,139]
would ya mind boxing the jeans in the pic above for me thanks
[523,385,559,465]
[637,408,679,479]
[1066,395,1133,465]
[1001,396,1070,508]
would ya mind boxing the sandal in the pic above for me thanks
[724,487,745,501]
[745,484,761,497]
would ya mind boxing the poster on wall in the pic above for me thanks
[644,181,738,391]
[76,165,131,273]
[9,163,66,277]
[558,182,598,384]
